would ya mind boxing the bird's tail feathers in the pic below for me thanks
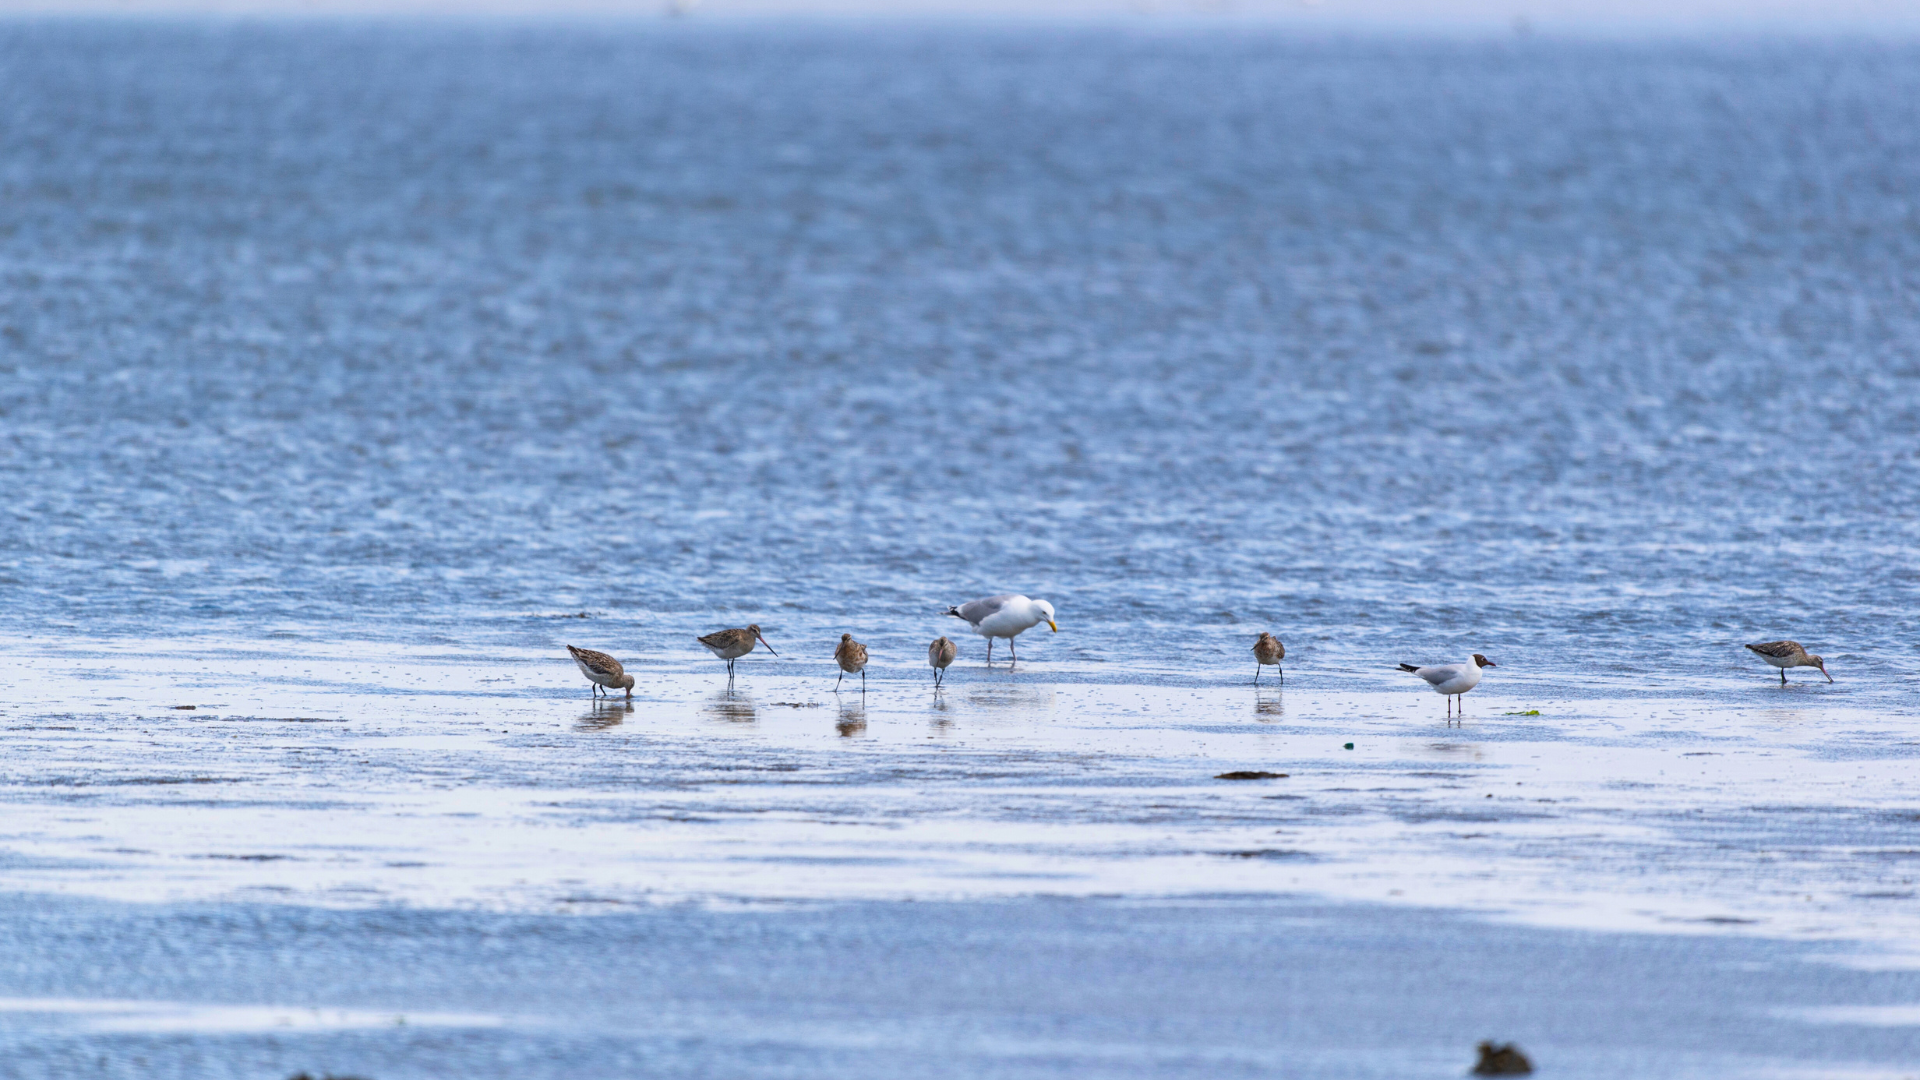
[944,607,962,617]
[1397,663,1420,673]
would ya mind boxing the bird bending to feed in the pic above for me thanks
[928,636,957,688]
[1745,640,1832,683]
[944,594,1057,664]
[567,645,634,699]
[1252,633,1285,684]
[697,624,777,677]
[1397,654,1496,722]
[834,633,869,692]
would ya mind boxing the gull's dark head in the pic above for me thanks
[1473,653,1496,668]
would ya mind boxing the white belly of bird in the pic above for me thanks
[974,608,1040,639]
[1424,665,1482,696]
[574,659,618,687]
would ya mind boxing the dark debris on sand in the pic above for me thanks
[1472,1041,1534,1075]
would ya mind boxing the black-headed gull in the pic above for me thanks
[1744,640,1832,684]
[1397,654,1496,722]
[944,594,1057,664]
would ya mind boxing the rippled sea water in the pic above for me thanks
[4,22,1920,1079]
[4,22,1918,686]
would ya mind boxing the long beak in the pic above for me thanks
[1047,620,1058,632]
[758,634,778,657]
[1822,664,1832,682]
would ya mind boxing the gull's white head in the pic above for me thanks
[1032,598,1057,632]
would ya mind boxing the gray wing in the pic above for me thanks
[1417,664,1464,686]
[955,595,1017,625]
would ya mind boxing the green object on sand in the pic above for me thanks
[1504,710,1541,716]
[1343,743,1354,750]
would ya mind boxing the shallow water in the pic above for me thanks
[2,23,1918,685]
[2,20,1920,1076]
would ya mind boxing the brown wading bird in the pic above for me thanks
[566,645,634,699]
[1745,640,1832,684]
[1252,633,1285,684]
[928,636,957,688]
[697,624,777,678]
[834,633,869,692]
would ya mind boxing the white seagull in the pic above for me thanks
[1397,654,1496,723]
[944,594,1057,665]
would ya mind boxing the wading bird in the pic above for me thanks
[1745,640,1832,684]
[834,633,869,692]
[1398,654,1496,723]
[697,624,776,678]
[928,636,957,688]
[944,595,1057,665]
[1252,633,1285,684]
[566,645,634,699]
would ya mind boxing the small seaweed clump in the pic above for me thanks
[1471,1041,1533,1075]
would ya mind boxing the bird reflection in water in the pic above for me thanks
[1254,688,1284,719]
[928,690,955,733]
[576,701,632,731]
[704,689,757,724]
[836,698,867,737]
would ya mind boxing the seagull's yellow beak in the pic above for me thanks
[1047,620,1059,632]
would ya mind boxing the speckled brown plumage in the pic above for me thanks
[928,636,957,688]
[1252,632,1285,684]
[834,633,869,692]
[567,644,633,699]
[1745,640,1832,683]
[698,624,776,676]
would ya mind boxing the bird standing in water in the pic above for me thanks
[944,594,1057,665]
[566,645,634,699]
[928,636,957,688]
[697,624,777,678]
[1745,640,1832,684]
[1252,633,1285,684]
[1398,654,1496,723]
[834,633,869,692]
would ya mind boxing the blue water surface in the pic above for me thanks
[1,22,1917,687]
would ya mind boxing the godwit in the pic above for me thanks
[1397,654,1496,723]
[1745,640,1832,683]
[697,624,776,677]
[928,636,957,688]
[834,633,869,692]
[566,645,634,699]
[944,595,1057,664]
[1252,633,1285,684]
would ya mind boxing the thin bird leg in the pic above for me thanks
[860,670,866,693]
[1009,638,1017,664]
[1278,666,1284,683]
[1254,662,1260,685]
[835,671,844,691]
[1781,668,1787,685]
[985,640,993,665]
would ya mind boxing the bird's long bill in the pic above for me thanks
[1047,620,1059,632]
[757,633,778,656]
